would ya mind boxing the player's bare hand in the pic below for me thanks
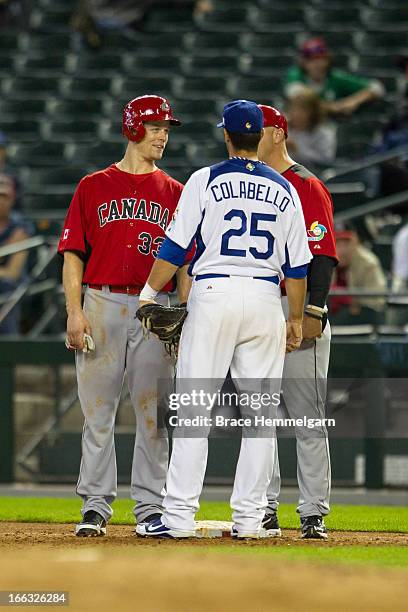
[302,315,322,341]
[66,309,92,350]
[286,320,303,352]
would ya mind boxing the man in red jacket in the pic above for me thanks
[258,104,338,539]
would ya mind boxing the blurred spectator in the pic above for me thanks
[0,132,22,210]
[397,55,408,100]
[370,59,408,210]
[388,221,408,325]
[392,222,408,292]
[0,176,29,334]
[330,230,386,324]
[72,0,212,47]
[0,0,30,29]
[284,38,384,117]
[286,87,336,168]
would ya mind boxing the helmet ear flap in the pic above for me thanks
[131,121,146,142]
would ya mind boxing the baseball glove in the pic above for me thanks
[135,303,188,356]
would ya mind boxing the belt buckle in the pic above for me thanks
[126,285,131,295]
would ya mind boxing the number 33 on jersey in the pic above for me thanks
[58,164,183,291]
[166,157,311,280]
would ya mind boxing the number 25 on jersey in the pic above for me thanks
[221,209,276,259]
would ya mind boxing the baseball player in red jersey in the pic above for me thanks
[58,95,191,537]
[258,105,338,539]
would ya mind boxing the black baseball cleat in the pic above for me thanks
[262,511,282,537]
[75,510,107,537]
[300,515,328,539]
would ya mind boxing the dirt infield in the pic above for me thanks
[0,523,407,612]
[0,522,407,548]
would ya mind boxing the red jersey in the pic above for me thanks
[283,164,337,261]
[58,164,184,291]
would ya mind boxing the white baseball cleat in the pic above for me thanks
[231,526,269,539]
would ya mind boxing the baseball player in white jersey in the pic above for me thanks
[136,100,311,538]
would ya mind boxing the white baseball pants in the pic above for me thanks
[162,276,286,534]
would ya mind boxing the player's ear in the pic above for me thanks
[273,127,285,145]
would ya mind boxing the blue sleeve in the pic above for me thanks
[282,244,309,278]
[282,262,309,278]
[157,236,189,266]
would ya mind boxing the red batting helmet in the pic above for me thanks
[122,95,181,142]
[258,105,288,138]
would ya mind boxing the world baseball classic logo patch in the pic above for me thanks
[307,221,327,242]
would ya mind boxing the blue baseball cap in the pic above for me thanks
[217,100,263,133]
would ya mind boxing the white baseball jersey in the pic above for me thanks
[166,157,311,279]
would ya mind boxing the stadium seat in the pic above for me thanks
[30,5,73,31]
[49,98,103,119]
[328,182,366,212]
[0,51,17,72]
[305,31,360,52]
[8,142,66,167]
[249,8,306,33]
[15,54,70,74]
[190,141,226,165]
[118,75,173,94]
[43,119,101,142]
[26,167,86,192]
[305,7,362,29]
[144,6,194,33]
[356,31,408,52]
[139,32,186,54]
[61,76,114,97]
[24,193,73,211]
[240,32,298,54]
[0,31,22,51]
[356,55,399,71]
[66,142,126,166]
[362,7,408,30]
[336,140,372,161]
[124,54,181,76]
[242,55,297,78]
[171,99,219,118]
[0,119,42,141]
[174,77,227,100]
[162,141,190,167]
[228,76,280,100]
[196,8,249,32]
[73,52,126,75]
[181,55,239,77]
[2,76,60,98]
[0,98,47,119]
[22,33,73,53]
[184,32,241,55]
[99,31,142,51]
[177,120,216,141]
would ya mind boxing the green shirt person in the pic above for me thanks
[284,38,384,116]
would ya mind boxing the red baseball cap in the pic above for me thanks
[258,105,288,137]
[300,37,329,59]
[335,230,356,241]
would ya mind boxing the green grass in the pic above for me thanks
[0,497,408,533]
[210,546,408,568]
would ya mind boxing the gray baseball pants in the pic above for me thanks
[75,286,172,523]
[267,296,331,518]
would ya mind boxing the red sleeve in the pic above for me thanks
[304,178,338,261]
[57,178,87,256]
